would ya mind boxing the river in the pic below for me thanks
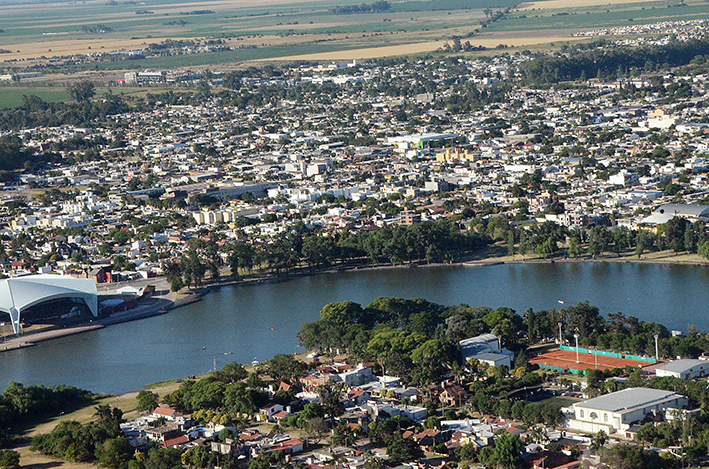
[0,262,707,394]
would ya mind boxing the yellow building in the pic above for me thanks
[436,148,477,163]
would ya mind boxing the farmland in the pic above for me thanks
[0,0,707,70]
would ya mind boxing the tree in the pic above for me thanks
[96,437,133,469]
[304,417,328,444]
[699,240,709,260]
[215,362,248,383]
[264,354,307,383]
[67,81,96,103]
[386,434,423,465]
[590,430,607,453]
[136,390,160,414]
[599,443,672,469]
[0,450,19,469]
[479,433,523,469]
[588,225,610,258]
[143,448,184,469]
[331,421,357,448]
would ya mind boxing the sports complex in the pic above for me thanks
[530,348,656,375]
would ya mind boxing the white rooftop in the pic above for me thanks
[574,387,684,414]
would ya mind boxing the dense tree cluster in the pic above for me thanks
[31,405,125,464]
[518,38,709,85]
[298,298,532,388]
[164,220,488,291]
[0,382,94,431]
[0,94,129,132]
[331,0,390,14]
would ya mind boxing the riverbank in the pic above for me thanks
[1,247,706,354]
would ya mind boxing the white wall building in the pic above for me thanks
[568,387,687,434]
[459,333,514,369]
[655,359,709,379]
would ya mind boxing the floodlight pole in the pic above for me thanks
[654,334,659,361]
[558,322,563,345]
[574,333,580,364]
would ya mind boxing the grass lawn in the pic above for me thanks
[0,87,71,109]
[544,396,583,407]
[17,446,96,469]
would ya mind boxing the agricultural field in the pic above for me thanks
[0,0,708,68]
[491,0,709,34]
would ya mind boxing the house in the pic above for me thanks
[152,407,178,420]
[145,424,182,442]
[271,408,292,423]
[568,387,688,434]
[257,403,284,422]
[345,389,371,407]
[266,438,304,455]
[412,428,444,448]
[161,434,190,448]
[523,451,571,469]
[211,441,237,455]
[151,407,191,427]
[439,383,467,407]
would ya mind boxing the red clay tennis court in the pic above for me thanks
[530,349,651,373]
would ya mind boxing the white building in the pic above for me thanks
[0,275,98,334]
[655,359,709,379]
[568,387,687,434]
[459,333,514,369]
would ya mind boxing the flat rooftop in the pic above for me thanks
[574,387,684,413]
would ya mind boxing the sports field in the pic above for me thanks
[530,349,652,373]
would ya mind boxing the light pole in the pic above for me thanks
[574,333,580,364]
[558,322,563,345]
[654,334,659,361]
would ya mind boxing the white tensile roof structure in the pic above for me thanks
[0,275,98,333]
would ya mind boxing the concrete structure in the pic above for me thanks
[459,333,514,368]
[568,387,687,434]
[0,275,98,333]
[655,359,709,379]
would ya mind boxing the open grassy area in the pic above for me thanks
[0,87,71,108]
[16,446,96,469]
[0,86,152,109]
